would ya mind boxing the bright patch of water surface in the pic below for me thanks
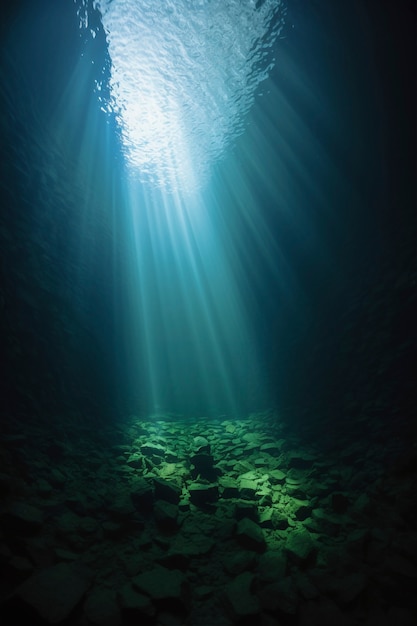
[89,0,285,193]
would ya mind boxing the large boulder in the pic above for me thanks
[11,562,92,624]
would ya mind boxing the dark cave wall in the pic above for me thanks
[267,0,416,436]
[0,2,119,428]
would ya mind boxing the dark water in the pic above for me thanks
[1,0,414,436]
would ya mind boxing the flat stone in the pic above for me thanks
[285,529,316,564]
[219,477,239,498]
[258,508,275,528]
[133,566,187,603]
[192,436,210,453]
[140,443,166,457]
[260,443,281,455]
[294,503,313,521]
[239,479,258,500]
[287,452,316,469]
[236,518,266,552]
[16,562,92,623]
[130,479,154,514]
[225,572,259,617]
[285,475,303,485]
[153,478,181,504]
[311,508,343,536]
[188,483,218,506]
[154,500,178,530]
[239,471,258,481]
[126,454,143,469]
[259,508,288,530]
[268,469,286,484]
[253,457,269,467]
[242,433,261,444]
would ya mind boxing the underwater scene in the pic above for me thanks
[0,0,415,624]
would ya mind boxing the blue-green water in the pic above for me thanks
[0,0,415,428]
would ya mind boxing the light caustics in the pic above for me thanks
[73,0,287,416]
[88,0,285,193]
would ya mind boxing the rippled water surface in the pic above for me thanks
[90,0,285,193]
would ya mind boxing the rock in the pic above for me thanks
[311,508,343,536]
[285,529,316,565]
[258,508,275,528]
[49,469,66,487]
[294,503,313,521]
[253,456,270,467]
[158,462,179,479]
[0,502,43,535]
[14,562,92,623]
[222,551,256,575]
[219,476,239,498]
[242,432,262,444]
[106,497,137,521]
[257,550,287,582]
[140,443,166,459]
[190,453,219,481]
[126,454,143,469]
[188,482,218,507]
[259,508,288,529]
[37,478,53,497]
[225,572,259,617]
[154,500,178,530]
[192,436,210,453]
[168,534,214,558]
[234,500,259,521]
[153,478,181,504]
[260,443,281,455]
[287,452,316,469]
[130,480,154,514]
[236,518,266,552]
[84,588,122,625]
[268,469,286,484]
[133,566,188,606]
[239,478,259,500]
[118,583,155,618]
